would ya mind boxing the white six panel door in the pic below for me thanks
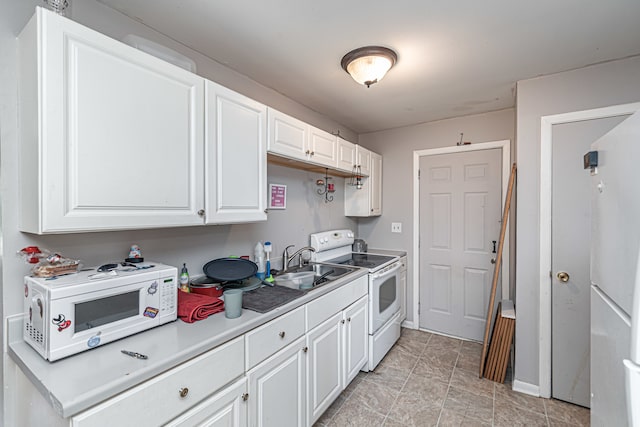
[419,149,501,340]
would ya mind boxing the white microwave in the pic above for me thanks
[23,263,178,361]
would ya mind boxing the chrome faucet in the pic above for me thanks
[283,245,316,271]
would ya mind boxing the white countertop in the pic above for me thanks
[8,268,367,419]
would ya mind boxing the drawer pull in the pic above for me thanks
[242,393,249,401]
[279,331,286,338]
[179,387,189,398]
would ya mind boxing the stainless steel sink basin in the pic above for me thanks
[276,263,356,290]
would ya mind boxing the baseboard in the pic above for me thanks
[512,379,541,397]
[401,320,415,329]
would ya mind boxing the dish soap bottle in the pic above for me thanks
[254,242,265,280]
[180,263,190,292]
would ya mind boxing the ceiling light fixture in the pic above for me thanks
[341,46,397,88]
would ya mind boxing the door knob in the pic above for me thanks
[556,271,570,282]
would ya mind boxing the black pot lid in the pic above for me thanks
[203,257,258,282]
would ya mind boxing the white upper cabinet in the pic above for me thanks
[205,81,267,224]
[369,152,382,215]
[344,151,382,217]
[308,127,337,166]
[19,8,205,233]
[336,138,357,173]
[267,108,337,169]
[356,145,372,177]
[267,108,309,160]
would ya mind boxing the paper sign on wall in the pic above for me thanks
[269,184,286,209]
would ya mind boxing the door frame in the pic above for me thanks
[412,140,511,331]
[538,102,640,398]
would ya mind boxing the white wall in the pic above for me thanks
[357,109,515,325]
[515,56,640,389]
[0,2,356,423]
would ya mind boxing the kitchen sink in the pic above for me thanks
[275,263,356,290]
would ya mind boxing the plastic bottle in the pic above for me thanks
[254,242,265,280]
[264,241,273,282]
[180,263,190,292]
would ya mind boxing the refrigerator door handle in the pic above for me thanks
[624,359,640,427]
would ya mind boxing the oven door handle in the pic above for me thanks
[371,261,401,280]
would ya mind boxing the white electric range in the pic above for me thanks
[310,229,402,370]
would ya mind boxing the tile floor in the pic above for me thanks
[315,328,590,426]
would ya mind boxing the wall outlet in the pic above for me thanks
[391,222,402,233]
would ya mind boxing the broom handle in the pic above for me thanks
[479,163,516,378]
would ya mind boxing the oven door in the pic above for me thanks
[369,261,401,333]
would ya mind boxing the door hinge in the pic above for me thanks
[418,302,421,315]
[418,169,421,180]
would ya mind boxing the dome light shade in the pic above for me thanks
[341,46,397,88]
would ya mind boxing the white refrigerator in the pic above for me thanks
[590,110,640,426]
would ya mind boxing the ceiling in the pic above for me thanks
[97,0,640,134]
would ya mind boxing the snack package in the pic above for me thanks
[18,246,80,278]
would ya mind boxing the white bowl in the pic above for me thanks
[275,271,315,289]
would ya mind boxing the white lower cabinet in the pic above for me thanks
[247,336,307,427]
[307,295,368,426]
[343,296,369,385]
[70,336,244,427]
[306,312,343,425]
[165,377,248,427]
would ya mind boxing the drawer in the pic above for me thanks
[245,306,305,370]
[306,275,368,331]
[71,336,244,427]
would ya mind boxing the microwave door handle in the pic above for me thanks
[372,262,401,280]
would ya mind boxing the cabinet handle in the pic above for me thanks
[279,331,286,338]
[310,151,315,156]
[197,209,205,217]
[179,387,189,398]
[341,319,345,324]
[347,317,351,322]
[242,393,249,401]
[305,150,310,155]
[264,209,268,213]
[303,346,308,353]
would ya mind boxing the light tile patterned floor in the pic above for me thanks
[315,328,590,427]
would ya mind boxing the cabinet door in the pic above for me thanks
[356,145,372,177]
[306,312,343,426]
[343,296,368,385]
[165,377,247,427]
[247,336,306,427]
[267,108,309,161]
[369,152,382,216]
[336,138,357,173]
[21,9,205,233]
[308,127,336,167]
[205,81,267,224]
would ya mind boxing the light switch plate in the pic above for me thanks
[391,222,402,233]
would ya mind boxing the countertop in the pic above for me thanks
[8,268,367,419]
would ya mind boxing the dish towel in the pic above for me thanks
[177,290,224,323]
